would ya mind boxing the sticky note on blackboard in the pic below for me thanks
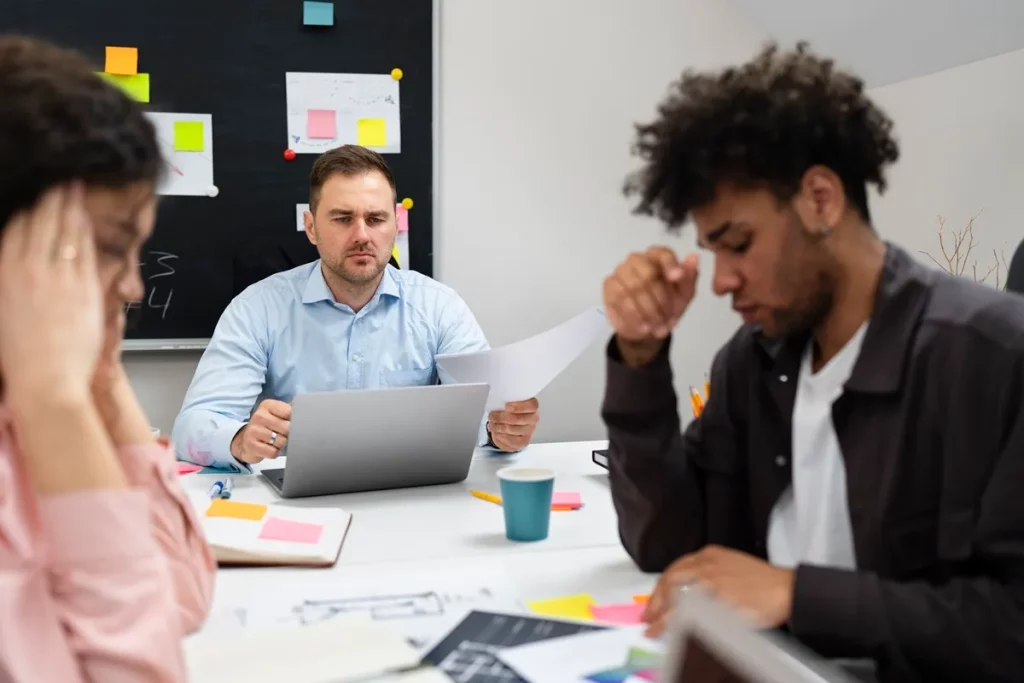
[357,118,387,147]
[396,205,409,233]
[307,109,336,139]
[303,1,334,26]
[98,72,150,103]
[104,46,138,75]
[173,121,205,152]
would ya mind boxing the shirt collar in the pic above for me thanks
[301,261,402,305]
[757,242,932,394]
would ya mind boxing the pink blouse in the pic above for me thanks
[0,404,216,682]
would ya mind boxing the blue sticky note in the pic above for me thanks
[303,1,334,26]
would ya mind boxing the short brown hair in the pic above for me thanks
[0,35,162,231]
[309,144,396,213]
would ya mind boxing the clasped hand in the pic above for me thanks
[642,545,796,637]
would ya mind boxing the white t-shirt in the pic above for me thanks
[766,322,868,569]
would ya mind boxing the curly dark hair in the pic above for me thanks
[624,42,900,229]
[0,34,162,230]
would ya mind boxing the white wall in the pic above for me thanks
[126,0,767,439]
[867,47,1024,287]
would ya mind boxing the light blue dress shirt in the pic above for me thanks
[172,262,491,471]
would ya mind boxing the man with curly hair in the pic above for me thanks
[602,43,1024,681]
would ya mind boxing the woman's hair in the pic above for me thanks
[624,42,900,229]
[0,35,162,229]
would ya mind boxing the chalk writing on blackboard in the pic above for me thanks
[125,250,178,321]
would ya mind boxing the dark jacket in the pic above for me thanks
[602,244,1024,682]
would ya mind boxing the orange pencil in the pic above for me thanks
[689,387,705,417]
[703,374,711,402]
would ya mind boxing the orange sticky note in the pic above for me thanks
[632,594,650,604]
[206,499,267,521]
[105,46,138,75]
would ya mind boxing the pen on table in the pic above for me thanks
[470,489,577,511]
[207,480,224,499]
[219,476,234,499]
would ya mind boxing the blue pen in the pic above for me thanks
[207,481,224,499]
[219,476,234,499]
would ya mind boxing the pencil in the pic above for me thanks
[703,374,710,401]
[470,490,578,511]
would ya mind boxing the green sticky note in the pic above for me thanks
[357,118,387,147]
[173,121,205,152]
[97,72,150,103]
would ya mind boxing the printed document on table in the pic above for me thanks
[436,307,611,412]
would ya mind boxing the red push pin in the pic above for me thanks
[283,148,296,161]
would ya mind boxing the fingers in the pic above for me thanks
[65,182,96,279]
[260,399,293,421]
[238,424,285,463]
[604,248,698,341]
[252,410,290,440]
[503,398,539,414]
[0,211,28,270]
[648,246,686,282]
[487,410,536,427]
[487,420,533,438]
[25,185,66,263]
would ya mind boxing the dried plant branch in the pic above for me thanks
[922,208,1006,290]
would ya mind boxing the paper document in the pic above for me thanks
[496,626,661,683]
[145,112,214,196]
[185,615,421,683]
[436,307,610,412]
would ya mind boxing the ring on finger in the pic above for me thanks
[269,430,278,446]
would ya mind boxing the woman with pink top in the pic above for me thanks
[0,36,215,681]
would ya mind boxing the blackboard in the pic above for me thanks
[2,0,435,349]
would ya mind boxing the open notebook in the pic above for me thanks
[189,493,352,567]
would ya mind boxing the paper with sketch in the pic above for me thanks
[185,615,420,683]
[145,112,214,196]
[200,566,521,651]
[436,307,611,412]
[496,626,661,683]
[285,72,401,154]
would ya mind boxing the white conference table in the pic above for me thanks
[180,439,658,634]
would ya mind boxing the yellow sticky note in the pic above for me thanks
[105,46,138,75]
[206,499,267,521]
[173,121,205,152]
[527,594,596,620]
[97,72,150,103]
[357,118,387,147]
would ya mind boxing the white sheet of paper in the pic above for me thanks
[436,307,611,412]
[145,112,214,197]
[297,203,310,232]
[285,72,401,154]
[496,626,661,683]
[185,615,421,683]
[201,566,521,652]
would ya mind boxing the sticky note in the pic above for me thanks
[258,516,324,544]
[307,109,337,139]
[634,670,658,682]
[97,72,150,103]
[206,499,267,521]
[105,46,138,75]
[585,666,637,683]
[357,118,387,147]
[396,205,409,232]
[173,121,205,152]
[176,462,202,476]
[552,492,582,508]
[303,1,334,26]
[589,602,645,625]
[527,594,596,620]
[627,648,661,670]
[632,594,649,604]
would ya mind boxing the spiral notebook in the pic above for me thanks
[190,494,352,567]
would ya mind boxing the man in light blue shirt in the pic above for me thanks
[172,145,540,471]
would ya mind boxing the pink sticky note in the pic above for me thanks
[589,602,645,625]
[258,516,324,544]
[552,491,582,508]
[306,109,337,139]
[396,205,409,232]
[635,669,659,682]
[177,462,202,476]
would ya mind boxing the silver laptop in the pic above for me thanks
[660,586,867,683]
[259,382,489,498]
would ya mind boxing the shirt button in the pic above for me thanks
[779,374,788,383]
[353,353,362,362]
[775,455,787,467]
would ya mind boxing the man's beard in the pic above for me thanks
[327,252,387,285]
[765,214,837,338]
